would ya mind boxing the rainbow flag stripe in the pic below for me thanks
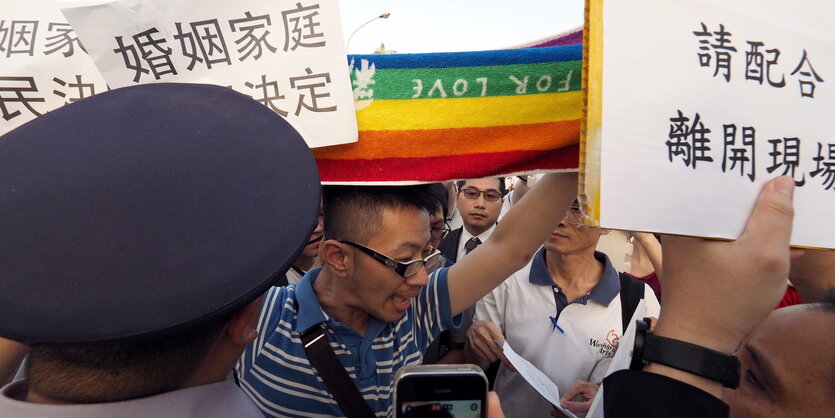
[315,45,582,183]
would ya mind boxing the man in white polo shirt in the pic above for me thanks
[465,200,661,418]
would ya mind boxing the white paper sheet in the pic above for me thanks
[500,341,579,418]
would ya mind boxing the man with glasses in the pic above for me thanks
[430,178,507,365]
[280,202,324,286]
[428,183,454,256]
[439,178,506,264]
[464,200,660,418]
[236,174,577,417]
[422,183,458,364]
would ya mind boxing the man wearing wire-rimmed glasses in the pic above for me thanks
[439,178,506,264]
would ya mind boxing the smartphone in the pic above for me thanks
[393,364,488,418]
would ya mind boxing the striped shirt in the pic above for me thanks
[235,267,458,417]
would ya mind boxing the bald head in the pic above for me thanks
[724,295,835,417]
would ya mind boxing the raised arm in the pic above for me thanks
[633,232,663,278]
[510,176,530,205]
[446,172,577,315]
[641,176,795,397]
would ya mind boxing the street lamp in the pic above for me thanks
[346,12,391,52]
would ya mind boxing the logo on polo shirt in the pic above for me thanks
[605,329,619,346]
[589,329,620,357]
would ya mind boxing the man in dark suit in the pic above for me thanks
[430,177,505,364]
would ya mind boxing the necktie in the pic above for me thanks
[464,237,482,254]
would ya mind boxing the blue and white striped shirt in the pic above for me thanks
[236,267,459,417]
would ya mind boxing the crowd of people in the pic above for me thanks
[0,83,833,418]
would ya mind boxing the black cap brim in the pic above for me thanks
[0,83,320,345]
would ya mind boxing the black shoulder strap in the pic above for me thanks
[618,272,646,332]
[301,324,376,418]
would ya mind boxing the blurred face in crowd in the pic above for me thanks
[301,205,324,258]
[457,178,503,236]
[544,200,608,255]
[724,306,835,417]
[428,206,449,250]
[345,206,433,323]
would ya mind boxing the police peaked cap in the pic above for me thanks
[0,83,321,345]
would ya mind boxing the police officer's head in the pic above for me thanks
[0,83,320,402]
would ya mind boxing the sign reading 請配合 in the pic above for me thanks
[62,0,357,148]
[582,0,834,249]
[0,1,110,137]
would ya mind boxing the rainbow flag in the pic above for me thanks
[314,45,582,183]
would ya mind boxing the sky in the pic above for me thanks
[339,0,585,54]
[48,0,584,54]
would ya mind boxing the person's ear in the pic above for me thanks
[320,239,352,277]
[225,296,263,345]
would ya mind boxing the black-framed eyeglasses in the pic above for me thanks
[431,221,452,240]
[339,240,442,278]
[460,188,502,202]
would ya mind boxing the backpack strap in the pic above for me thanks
[618,272,646,332]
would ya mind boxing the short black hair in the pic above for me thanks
[323,185,438,243]
[426,183,450,218]
[456,178,507,196]
[27,313,230,403]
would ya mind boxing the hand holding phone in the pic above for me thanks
[394,364,488,418]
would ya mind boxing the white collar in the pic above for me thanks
[457,223,497,260]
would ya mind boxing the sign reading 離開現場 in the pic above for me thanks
[62,0,357,148]
[582,0,834,249]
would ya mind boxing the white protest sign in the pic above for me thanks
[583,0,834,249]
[62,0,357,148]
[0,1,109,136]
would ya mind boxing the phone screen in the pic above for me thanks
[401,400,482,418]
[394,366,487,418]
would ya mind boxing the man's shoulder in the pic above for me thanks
[253,285,304,342]
[0,380,264,418]
[170,381,264,417]
[481,262,537,305]
[263,285,300,316]
[504,262,536,288]
[261,270,328,333]
[442,227,462,242]
[438,228,463,260]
